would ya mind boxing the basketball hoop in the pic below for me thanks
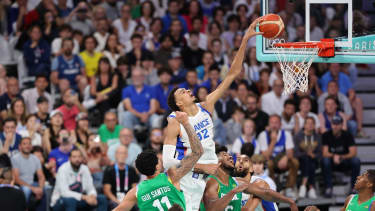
[271,38,335,95]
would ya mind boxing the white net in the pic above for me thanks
[271,39,320,95]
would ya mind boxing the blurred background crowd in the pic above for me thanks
[0,0,374,210]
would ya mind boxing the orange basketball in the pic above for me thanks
[259,14,285,39]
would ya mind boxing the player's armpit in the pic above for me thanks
[112,187,137,211]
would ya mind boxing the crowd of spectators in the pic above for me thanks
[0,0,373,210]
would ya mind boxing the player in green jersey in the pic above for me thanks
[202,146,298,211]
[305,170,375,211]
[113,111,204,211]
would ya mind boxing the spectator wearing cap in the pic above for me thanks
[294,117,322,199]
[43,110,64,154]
[181,31,204,70]
[57,89,86,131]
[35,96,50,128]
[319,63,352,95]
[120,68,160,129]
[321,115,360,197]
[261,79,288,116]
[12,137,47,211]
[112,4,137,46]
[98,111,123,147]
[318,96,348,134]
[154,34,173,69]
[200,65,222,92]
[0,77,21,119]
[23,25,51,77]
[103,145,140,209]
[22,74,53,114]
[80,35,103,77]
[0,117,22,156]
[154,68,174,116]
[169,52,187,85]
[48,129,75,171]
[161,0,188,34]
[51,38,86,89]
[51,24,80,57]
[178,69,199,95]
[107,128,142,166]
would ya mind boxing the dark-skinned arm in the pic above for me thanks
[242,180,269,211]
[244,183,298,210]
[112,186,137,211]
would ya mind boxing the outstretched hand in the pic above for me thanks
[244,17,264,41]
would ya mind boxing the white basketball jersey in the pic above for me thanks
[169,103,218,164]
[241,176,278,211]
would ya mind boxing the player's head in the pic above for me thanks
[216,147,235,173]
[167,87,196,111]
[251,154,267,175]
[234,154,252,177]
[354,169,375,192]
[135,150,161,176]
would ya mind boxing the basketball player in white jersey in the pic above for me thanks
[163,19,263,211]
[235,154,280,211]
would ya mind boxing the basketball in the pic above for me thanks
[259,14,284,39]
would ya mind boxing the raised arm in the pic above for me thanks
[242,179,269,211]
[202,19,263,113]
[245,183,298,211]
[162,117,181,169]
[168,111,203,184]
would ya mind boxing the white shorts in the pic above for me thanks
[179,171,208,211]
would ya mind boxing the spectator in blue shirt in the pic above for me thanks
[154,68,174,115]
[200,65,222,92]
[169,52,187,85]
[23,25,51,77]
[51,38,86,90]
[179,69,199,95]
[161,0,188,34]
[319,63,352,95]
[48,129,75,171]
[0,117,22,156]
[120,68,161,129]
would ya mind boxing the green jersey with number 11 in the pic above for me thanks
[136,173,186,211]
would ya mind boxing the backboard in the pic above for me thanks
[256,0,375,63]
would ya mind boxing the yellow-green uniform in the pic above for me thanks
[200,175,242,211]
[136,173,186,211]
[345,194,375,211]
